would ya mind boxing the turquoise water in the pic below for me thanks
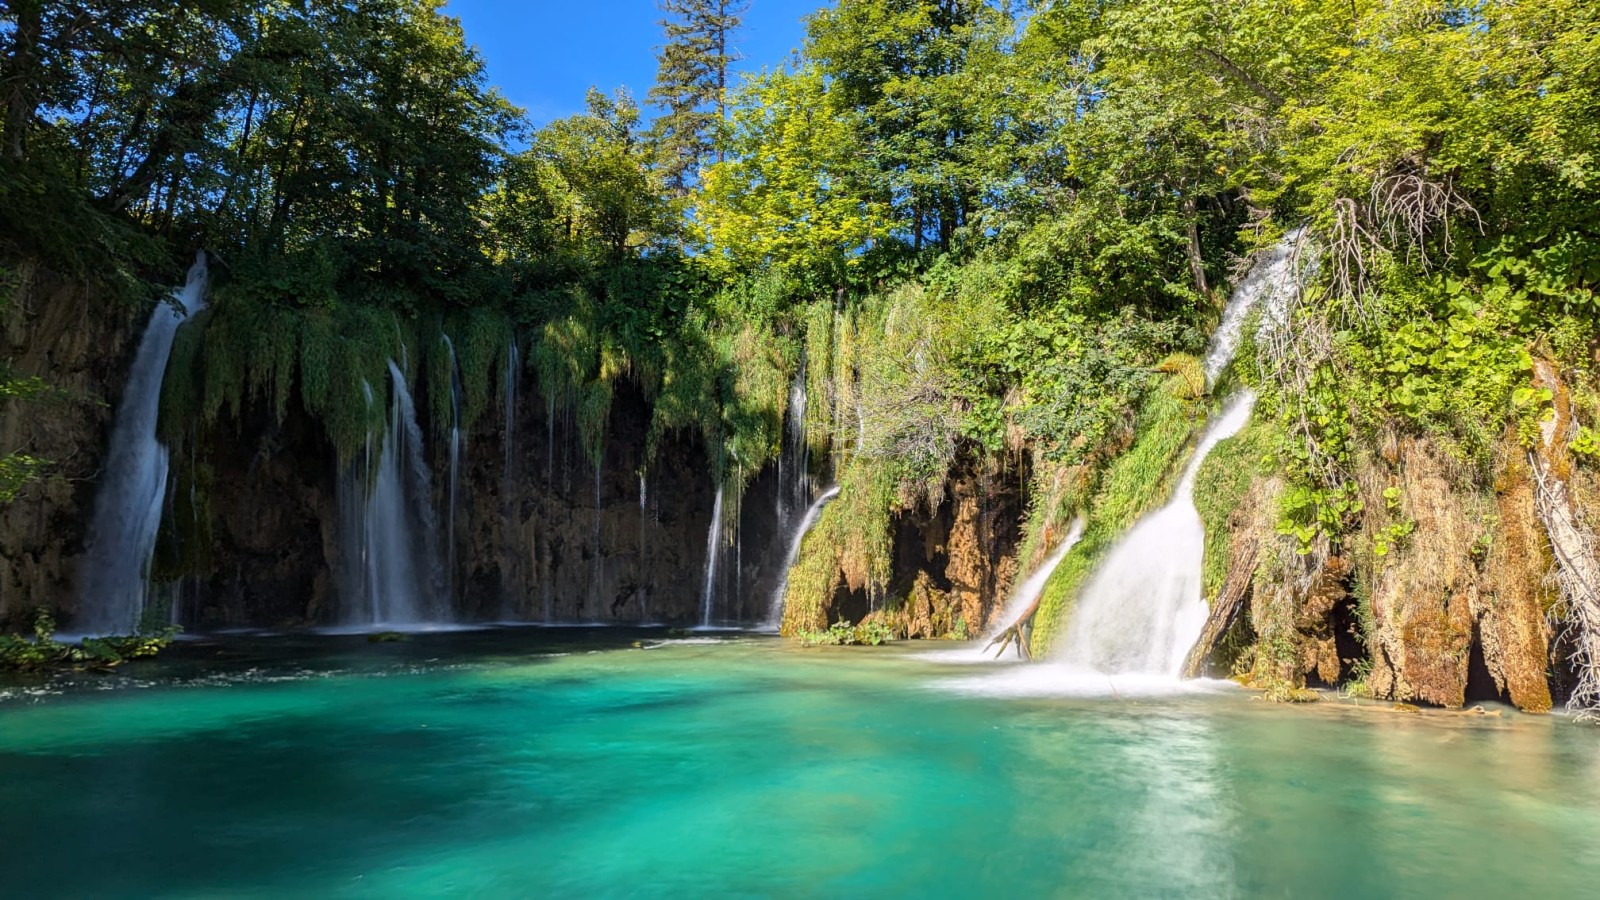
[3,630,1599,898]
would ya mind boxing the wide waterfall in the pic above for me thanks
[77,252,208,634]
[1054,231,1301,677]
[338,362,449,627]
[767,485,841,628]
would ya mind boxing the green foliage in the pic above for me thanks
[0,454,44,505]
[649,0,747,194]
[1193,419,1275,601]
[796,617,895,647]
[533,88,671,259]
[0,611,177,672]
[1572,427,1600,463]
[700,64,891,286]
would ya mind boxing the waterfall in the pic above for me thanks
[779,368,810,522]
[504,338,519,488]
[1055,231,1299,676]
[701,484,724,626]
[984,517,1085,644]
[638,473,649,621]
[77,252,208,635]
[1202,227,1303,384]
[498,339,520,620]
[339,361,449,627]
[441,336,463,603]
[1056,394,1255,675]
[767,485,841,628]
[592,462,603,610]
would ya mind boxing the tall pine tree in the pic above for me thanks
[648,0,747,194]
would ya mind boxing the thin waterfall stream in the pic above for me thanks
[983,517,1085,648]
[77,252,209,635]
[700,484,724,627]
[503,338,519,490]
[442,336,463,604]
[767,485,841,628]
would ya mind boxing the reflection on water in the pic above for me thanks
[1,633,1598,898]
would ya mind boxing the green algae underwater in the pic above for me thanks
[3,630,1599,899]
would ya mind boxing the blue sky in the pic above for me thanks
[443,1,823,126]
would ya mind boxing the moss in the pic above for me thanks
[1029,369,1208,655]
[802,299,836,460]
[158,311,208,448]
[576,378,613,468]
[1193,418,1276,602]
[1013,460,1093,576]
[459,308,513,432]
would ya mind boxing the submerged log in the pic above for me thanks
[1181,533,1258,678]
[983,593,1041,660]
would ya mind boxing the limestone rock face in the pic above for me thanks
[1476,445,1554,713]
[183,380,733,628]
[1362,439,1477,709]
[944,471,1020,636]
[0,263,141,627]
[180,404,338,628]
[458,381,724,625]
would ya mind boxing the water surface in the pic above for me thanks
[2,630,1597,898]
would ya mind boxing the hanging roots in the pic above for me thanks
[1328,196,1377,314]
[1325,157,1482,318]
[1368,170,1481,271]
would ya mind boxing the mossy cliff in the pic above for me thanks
[0,262,144,628]
[1180,368,1598,714]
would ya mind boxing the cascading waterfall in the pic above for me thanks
[701,484,725,627]
[1057,231,1301,676]
[1056,395,1255,674]
[767,485,841,628]
[77,252,208,635]
[338,361,449,627]
[1203,227,1303,384]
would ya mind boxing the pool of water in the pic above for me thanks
[3,629,1598,898]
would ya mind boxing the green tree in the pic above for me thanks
[806,0,1013,254]
[649,0,748,194]
[699,65,890,289]
[534,88,670,261]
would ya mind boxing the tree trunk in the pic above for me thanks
[1181,532,1256,678]
[1183,195,1209,297]
[3,0,43,162]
